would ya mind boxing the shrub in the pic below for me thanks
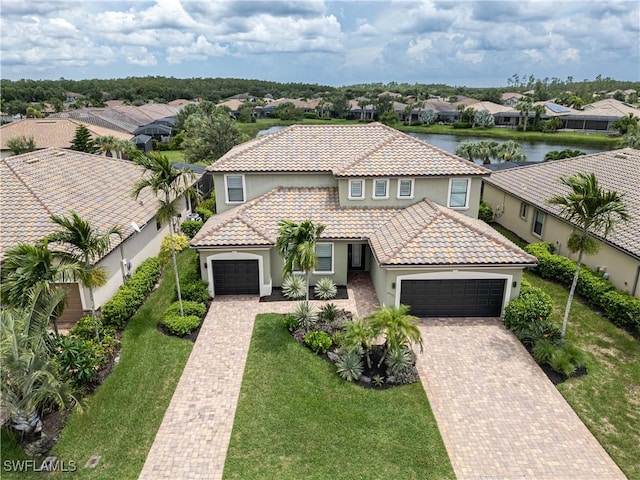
[101,257,161,327]
[292,301,318,332]
[602,290,640,332]
[384,347,414,374]
[532,338,557,365]
[549,342,588,377]
[181,220,204,239]
[283,314,300,332]
[335,349,364,382]
[576,269,615,309]
[195,206,213,222]
[70,315,117,340]
[314,277,337,300]
[282,276,307,300]
[162,314,201,336]
[504,285,557,348]
[54,335,102,388]
[478,200,493,223]
[179,280,210,303]
[304,331,332,353]
[452,122,473,129]
[165,300,206,318]
[199,197,216,213]
[158,233,190,266]
[319,303,338,322]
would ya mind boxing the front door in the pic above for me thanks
[348,244,365,270]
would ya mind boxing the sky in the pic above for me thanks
[1,0,638,87]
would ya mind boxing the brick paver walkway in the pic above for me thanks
[139,291,361,480]
[415,318,626,480]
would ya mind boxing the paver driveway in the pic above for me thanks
[415,317,626,480]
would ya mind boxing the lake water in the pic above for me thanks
[257,126,611,163]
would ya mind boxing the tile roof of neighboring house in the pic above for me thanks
[470,101,514,114]
[269,98,320,109]
[0,148,168,260]
[421,99,457,113]
[217,99,245,111]
[501,92,525,101]
[575,99,639,118]
[483,148,640,259]
[191,187,534,266]
[209,123,489,177]
[0,118,132,150]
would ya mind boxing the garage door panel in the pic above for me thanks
[212,260,259,295]
[400,278,505,318]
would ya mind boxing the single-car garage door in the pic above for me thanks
[400,278,505,317]
[212,260,259,295]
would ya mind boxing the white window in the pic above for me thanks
[349,179,364,200]
[397,179,414,198]
[373,179,389,199]
[314,243,333,273]
[520,202,528,219]
[225,175,245,203]
[448,178,470,209]
[533,210,545,236]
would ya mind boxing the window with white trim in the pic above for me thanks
[314,243,333,273]
[373,179,389,199]
[532,209,545,236]
[397,178,414,198]
[225,175,245,203]
[349,179,364,199]
[448,178,470,208]
[519,202,528,219]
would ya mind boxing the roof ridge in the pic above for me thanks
[3,150,57,220]
[216,124,296,166]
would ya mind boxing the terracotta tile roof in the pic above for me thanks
[370,201,537,266]
[0,148,165,260]
[0,118,132,150]
[209,123,489,177]
[191,187,535,267]
[483,148,640,258]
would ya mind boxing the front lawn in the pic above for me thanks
[524,272,640,479]
[224,314,454,480]
[0,250,196,479]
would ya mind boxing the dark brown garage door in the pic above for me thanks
[400,278,505,317]
[212,260,259,295]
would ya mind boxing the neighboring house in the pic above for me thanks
[0,148,192,327]
[501,92,525,107]
[0,118,133,158]
[191,123,536,318]
[482,148,640,298]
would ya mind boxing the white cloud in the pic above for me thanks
[121,46,158,67]
[166,36,227,64]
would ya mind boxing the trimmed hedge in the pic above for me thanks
[163,314,201,336]
[101,257,161,328]
[165,300,206,318]
[181,220,203,239]
[525,242,640,333]
[504,280,559,347]
[178,280,210,303]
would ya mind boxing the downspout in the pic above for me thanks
[632,264,640,297]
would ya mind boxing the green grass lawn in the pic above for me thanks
[224,314,454,480]
[0,250,196,479]
[160,150,185,163]
[524,272,640,479]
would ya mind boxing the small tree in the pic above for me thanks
[70,124,98,154]
[182,109,247,164]
[367,305,423,367]
[7,135,36,155]
[473,110,495,128]
[548,173,629,338]
[495,140,526,162]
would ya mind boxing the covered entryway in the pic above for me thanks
[400,278,505,317]
[212,260,259,295]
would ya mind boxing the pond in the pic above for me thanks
[257,126,612,163]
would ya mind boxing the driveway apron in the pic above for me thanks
[415,318,626,480]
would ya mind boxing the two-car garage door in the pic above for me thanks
[212,260,259,295]
[399,278,505,317]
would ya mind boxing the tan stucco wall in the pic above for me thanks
[483,183,640,297]
[214,172,337,213]
[270,242,349,287]
[337,177,482,218]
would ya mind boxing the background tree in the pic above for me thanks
[70,124,98,154]
[532,104,546,129]
[133,153,198,317]
[516,98,533,131]
[544,149,586,161]
[182,109,247,164]
[276,219,325,304]
[495,140,526,162]
[455,140,477,162]
[548,173,629,338]
[473,110,495,128]
[94,136,136,159]
[419,109,438,125]
[7,135,37,155]
[619,130,640,149]
[273,102,303,120]
[48,212,122,341]
[25,106,43,118]
[612,113,638,135]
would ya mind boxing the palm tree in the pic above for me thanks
[1,287,83,437]
[495,140,526,162]
[132,153,197,317]
[1,241,79,335]
[532,104,546,128]
[516,98,533,131]
[48,212,122,341]
[94,136,135,159]
[455,141,477,162]
[276,219,325,303]
[357,98,369,121]
[367,305,423,367]
[548,173,629,338]
[474,140,500,164]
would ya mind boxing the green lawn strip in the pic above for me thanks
[524,272,640,479]
[160,150,185,163]
[224,313,454,480]
[0,250,196,479]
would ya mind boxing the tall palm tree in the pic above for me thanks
[132,153,198,317]
[1,287,83,437]
[548,173,629,338]
[516,98,533,131]
[48,212,122,341]
[1,241,79,335]
[276,219,325,303]
[94,136,135,159]
[367,305,423,367]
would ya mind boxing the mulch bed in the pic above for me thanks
[540,363,587,385]
[260,286,348,302]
